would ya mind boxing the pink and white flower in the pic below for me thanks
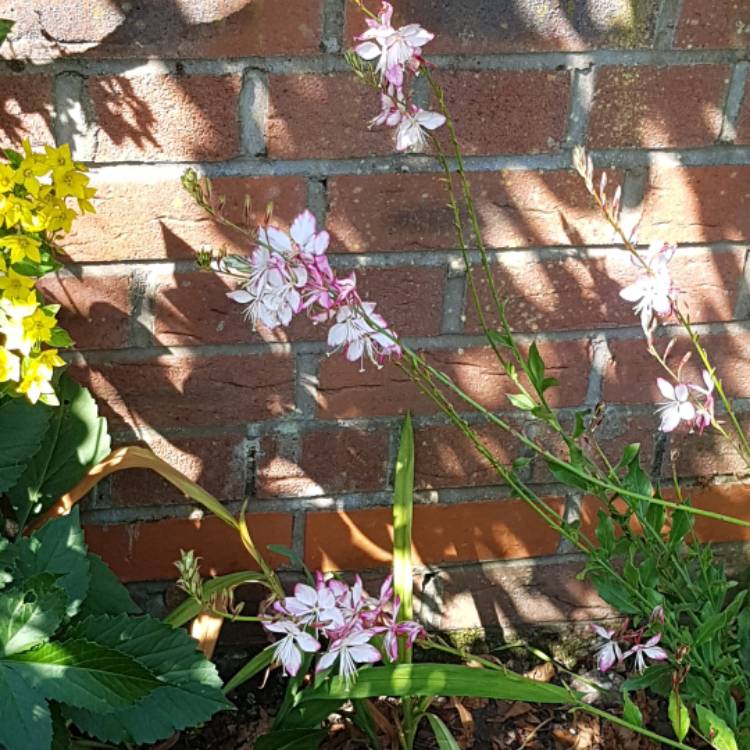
[264,620,321,677]
[316,628,381,686]
[290,209,330,257]
[370,89,404,129]
[689,369,716,434]
[591,623,623,673]
[277,582,346,631]
[623,634,668,673]
[394,106,446,152]
[327,302,402,368]
[656,377,696,432]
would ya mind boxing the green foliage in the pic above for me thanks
[0,510,230,750]
[0,395,50,493]
[0,19,14,46]
[425,714,461,749]
[393,412,415,625]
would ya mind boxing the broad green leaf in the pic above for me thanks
[254,729,328,750]
[0,19,14,46]
[50,703,72,750]
[0,574,67,656]
[622,692,643,727]
[24,508,89,618]
[302,664,574,704]
[507,392,536,411]
[0,664,51,750]
[0,395,50,493]
[76,554,140,619]
[426,713,461,749]
[393,412,414,628]
[5,639,160,714]
[669,691,690,742]
[224,645,274,694]
[696,705,738,750]
[9,374,110,529]
[63,614,231,745]
[164,570,267,628]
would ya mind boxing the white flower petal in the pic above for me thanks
[656,377,675,400]
[659,405,681,432]
[355,41,381,60]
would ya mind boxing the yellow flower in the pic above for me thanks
[0,164,15,193]
[0,234,42,264]
[37,348,65,370]
[0,347,21,383]
[17,355,57,405]
[0,268,35,300]
[22,307,56,346]
[1,195,34,229]
[45,143,75,175]
[53,168,90,200]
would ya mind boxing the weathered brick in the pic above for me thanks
[0,75,53,148]
[256,435,316,499]
[88,74,241,162]
[268,74,394,159]
[72,353,294,430]
[316,342,590,418]
[465,247,743,333]
[305,497,565,571]
[675,0,750,49]
[109,434,248,508]
[36,271,131,350]
[603,333,750,405]
[345,0,658,54]
[734,77,750,145]
[437,70,570,155]
[327,170,616,253]
[638,166,750,245]
[85,512,293,583]
[64,176,307,262]
[588,65,729,149]
[415,423,520,489]
[2,0,323,59]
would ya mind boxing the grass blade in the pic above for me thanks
[393,412,415,629]
[425,714,460,749]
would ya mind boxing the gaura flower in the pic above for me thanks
[623,633,668,673]
[656,377,696,433]
[327,302,401,369]
[394,106,446,152]
[277,582,345,631]
[591,623,623,673]
[689,369,716,434]
[263,620,321,677]
[290,209,330,257]
[316,628,381,686]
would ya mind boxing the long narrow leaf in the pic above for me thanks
[223,645,274,694]
[301,664,574,704]
[425,714,460,749]
[393,412,415,626]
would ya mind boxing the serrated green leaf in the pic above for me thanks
[50,703,72,750]
[0,395,51,493]
[622,692,643,727]
[696,705,738,750]
[9,374,110,529]
[254,729,328,750]
[669,691,690,742]
[63,614,231,745]
[5,638,160,714]
[426,713,461,749]
[0,664,51,750]
[76,554,140,619]
[0,574,67,656]
[507,392,536,411]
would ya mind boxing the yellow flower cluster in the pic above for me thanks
[0,140,95,405]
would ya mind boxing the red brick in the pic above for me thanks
[465,247,743,333]
[85,512,292,583]
[603,333,750,405]
[12,0,323,59]
[734,78,750,145]
[0,75,53,148]
[109,433,248,508]
[588,65,729,149]
[638,166,750,245]
[64,176,307,262]
[689,484,750,543]
[437,71,570,155]
[415,424,520,489]
[305,497,564,572]
[72,353,294,430]
[675,0,750,48]
[327,170,616,253]
[257,435,316,499]
[88,74,241,162]
[316,342,590,418]
[36,272,131,350]
[268,74,394,159]
[345,0,658,54]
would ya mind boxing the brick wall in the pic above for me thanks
[2,0,750,635]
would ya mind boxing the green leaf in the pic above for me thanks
[48,328,74,349]
[545,459,592,492]
[591,574,640,615]
[9,374,110,529]
[622,664,673,697]
[352,700,383,750]
[738,608,750,672]
[76,554,140,619]
[487,330,513,349]
[0,19,14,46]
[24,508,90,618]
[615,443,641,470]
[527,342,545,389]
[622,692,643,727]
[267,544,309,576]
[302,664,574,704]
[393,412,415,633]
[425,713,461,749]
[5,639,160,714]
[572,410,588,439]
[669,507,694,548]
[63,614,231,745]
[50,703,72,750]
[669,691,690,742]
[696,705,738,750]
[0,664,52,750]
[507,392,536,411]
[595,511,615,553]
[0,395,50,493]
[254,729,328,750]
[224,645,274,694]
[0,574,67,656]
